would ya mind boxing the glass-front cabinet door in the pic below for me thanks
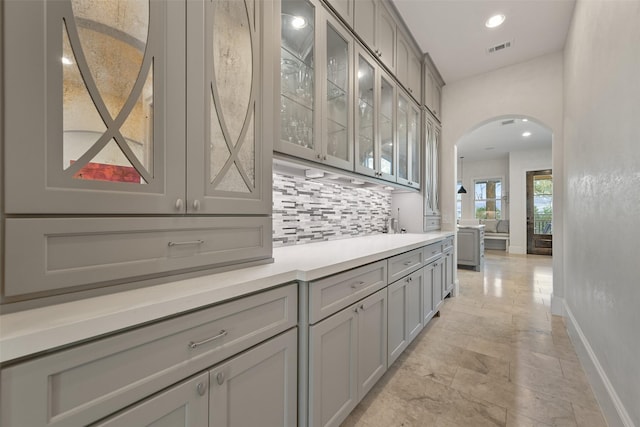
[278,0,318,159]
[378,73,395,181]
[355,49,377,177]
[397,91,420,189]
[322,13,353,170]
[186,0,271,215]
[424,113,440,215]
[4,0,185,214]
[277,1,353,171]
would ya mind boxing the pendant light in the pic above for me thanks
[458,156,468,194]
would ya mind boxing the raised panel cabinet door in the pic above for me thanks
[356,289,387,400]
[422,264,435,324]
[444,251,455,295]
[406,269,423,344]
[396,32,410,88]
[4,0,185,214]
[387,278,408,366]
[92,373,209,427]
[433,259,443,311]
[309,305,358,427]
[325,0,354,27]
[408,52,422,101]
[277,0,320,163]
[376,4,396,72]
[209,329,298,427]
[354,0,375,49]
[187,0,273,215]
[321,11,354,170]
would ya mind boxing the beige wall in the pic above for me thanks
[563,0,640,425]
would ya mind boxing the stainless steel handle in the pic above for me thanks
[188,330,228,349]
[196,382,207,396]
[169,240,204,247]
[350,281,367,289]
[216,372,225,385]
[403,261,413,266]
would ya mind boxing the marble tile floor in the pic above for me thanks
[341,250,607,427]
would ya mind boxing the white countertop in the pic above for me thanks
[0,232,452,364]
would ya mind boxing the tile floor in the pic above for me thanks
[341,250,608,427]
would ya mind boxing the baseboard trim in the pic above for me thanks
[563,302,635,427]
[508,245,526,254]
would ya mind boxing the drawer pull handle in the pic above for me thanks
[189,330,228,349]
[403,261,413,266]
[169,240,205,247]
[350,281,367,289]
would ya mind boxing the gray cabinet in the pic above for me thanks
[355,46,396,181]
[396,30,421,100]
[93,373,210,427]
[309,288,387,427]
[458,227,485,271]
[2,0,274,305]
[0,284,297,427]
[324,0,354,27]
[354,0,396,72]
[443,238,455,296]
[278,0,355,171]
[4,0,271,215]
[423,56,443,120]
[387,268,423,366]
[209,329,298,427]
[424,110,441,229]
[396,90,421,189]
[429,257,444,311]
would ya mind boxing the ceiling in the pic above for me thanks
[391,0,576,83]
[391,0,567,161]
[456,117,552,160]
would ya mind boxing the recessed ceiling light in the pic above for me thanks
[522,118,529,122]
[304,169,324,179]
[291,16,307,29]
[351,179,365,185]
[485,147,495,150]
[522,131,532,137]
[485,14,506,29]
[61,57,72,65]
[383,186,395,191]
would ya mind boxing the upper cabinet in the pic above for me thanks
[423,55,444,121]
[277,0,354,170]
[354,0,396,73]
[354,47,396,182]
[4,0,272,215]
[324,0,354,28]
[396,91,420,189]
[396,30,422,101]
[424,110,441,217]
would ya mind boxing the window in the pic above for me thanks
[475,178,502,219]
[456,182,462,221]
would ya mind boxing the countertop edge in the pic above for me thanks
[0,232,453,364]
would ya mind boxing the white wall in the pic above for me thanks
[457,157,509,221]
[441,51,565,306]
[508,149,552,254]
[563,1,640,425]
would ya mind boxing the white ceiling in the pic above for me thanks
[456,117,552,160]
[391,0,576,83]
[391,0,567,160]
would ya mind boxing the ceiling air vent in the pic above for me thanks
[488,40,512,54]
[501,119,515,126]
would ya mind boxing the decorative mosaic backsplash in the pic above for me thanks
[273,173,392,247]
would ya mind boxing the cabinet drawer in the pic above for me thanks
[442,236,454,252]
[309,260,387,324]
[0,284,297,427]
[4,216,272,301]
[424,216,441,231]
[388,247,424,283]
[423,242,443,265]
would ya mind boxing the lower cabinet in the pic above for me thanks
[443,248,455,296]
[309,289,387,427]
[387,268,423,366]
[94,329,298,427]
[426,257,444,312]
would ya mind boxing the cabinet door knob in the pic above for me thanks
[317,153,322,159]
[175,198,184,210]
[196,382,207,396]
[192,199,200,211]
[216,372,225,385]
[323,155,328,161]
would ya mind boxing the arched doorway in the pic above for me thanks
[455,116,553,256]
